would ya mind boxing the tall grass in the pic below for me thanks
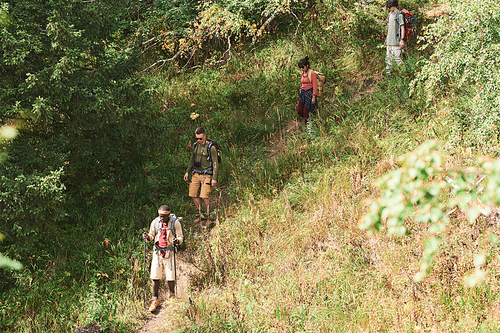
[157,41,500,332]
[4,1,499,331]
[180,134,500,331]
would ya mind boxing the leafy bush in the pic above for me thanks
[412,0,500,150]
[362,140,500,284]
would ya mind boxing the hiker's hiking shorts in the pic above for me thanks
[188,173,212,199]
[150,250,176,281]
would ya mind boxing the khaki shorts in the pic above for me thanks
[150,251,176,281]
[188,172,212,199]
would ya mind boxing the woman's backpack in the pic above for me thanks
[307,70,326,97]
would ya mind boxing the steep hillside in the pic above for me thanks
[2,0,500,332]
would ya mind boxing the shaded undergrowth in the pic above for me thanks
[4,1,500,331]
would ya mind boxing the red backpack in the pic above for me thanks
[396,9,417,40]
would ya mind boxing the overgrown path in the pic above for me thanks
[136,254,199,332]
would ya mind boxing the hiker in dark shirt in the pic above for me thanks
[142,205,183,312]
[297,56,318,126]
[183,127,219,227]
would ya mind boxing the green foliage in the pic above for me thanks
[3,0,500,331]
[361,140,500,282]
[78,282,118,331]
[139,0,306,68]
[348,2,386,65]
[0,1,159,331]
[0,167,66,225]
[0,233,21,270]
[412,0,500,150]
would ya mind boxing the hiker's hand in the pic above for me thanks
[312,96,316,105]
[142,232,150,241]
[211,179,217,187]
[183,172,189,182]
[399,40,404,48]
[173,238,179,245]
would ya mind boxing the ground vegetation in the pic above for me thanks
[1,0,500,332]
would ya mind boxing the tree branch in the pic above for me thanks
[179,50,197,72]
[141,50,183,72]
[291,11,302,39]
[253,12,277,44]
[219,35,232,65]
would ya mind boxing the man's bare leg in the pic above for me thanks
[192,197,203,223]
[168,280,175,298]
[203,198,210,217]
[201,198,212,227]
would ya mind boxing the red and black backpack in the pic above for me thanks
[396,9,417,41]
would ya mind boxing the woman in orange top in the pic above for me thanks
[297,56,318,124]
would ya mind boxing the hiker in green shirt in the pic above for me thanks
[183,127,219,226]
[385,0,405,74]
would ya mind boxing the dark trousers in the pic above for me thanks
[297,99,310,124]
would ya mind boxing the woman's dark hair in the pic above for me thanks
[298,56,310,68]
[385,0,398,9]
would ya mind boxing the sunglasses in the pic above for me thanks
[196,137,204,141]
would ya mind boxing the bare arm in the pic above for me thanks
[399,24,405,47]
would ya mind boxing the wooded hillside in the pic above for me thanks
[1,0,500,331]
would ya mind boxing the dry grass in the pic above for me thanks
[163,135,500,332]
[424,3,451,19]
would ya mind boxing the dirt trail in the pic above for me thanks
[136,254,199,333]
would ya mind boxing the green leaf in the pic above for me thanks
[467,206,482,222]
[414,271,425,282]
[474,253,486,267]
[429,222,445,233]
[0,254,22,270]
[425,236,442,253]
[466,270,485,287]
[385,170,402,190]
[408,168,418,180]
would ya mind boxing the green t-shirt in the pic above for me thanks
[186,141,219,181]
[387,11,405,46]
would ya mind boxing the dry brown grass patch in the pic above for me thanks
[425,3,451,18]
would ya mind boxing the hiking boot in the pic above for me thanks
[148,296,160,312]
[201,217,210,229]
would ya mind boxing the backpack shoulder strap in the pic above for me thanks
[153,216,161,233]
[307,70,311,83]
[206,139,214,161]
[170,213,177,236]
[308,70,315,83]
[308,70,319,83]
[398,10,405,25]
[395,10,403,40]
